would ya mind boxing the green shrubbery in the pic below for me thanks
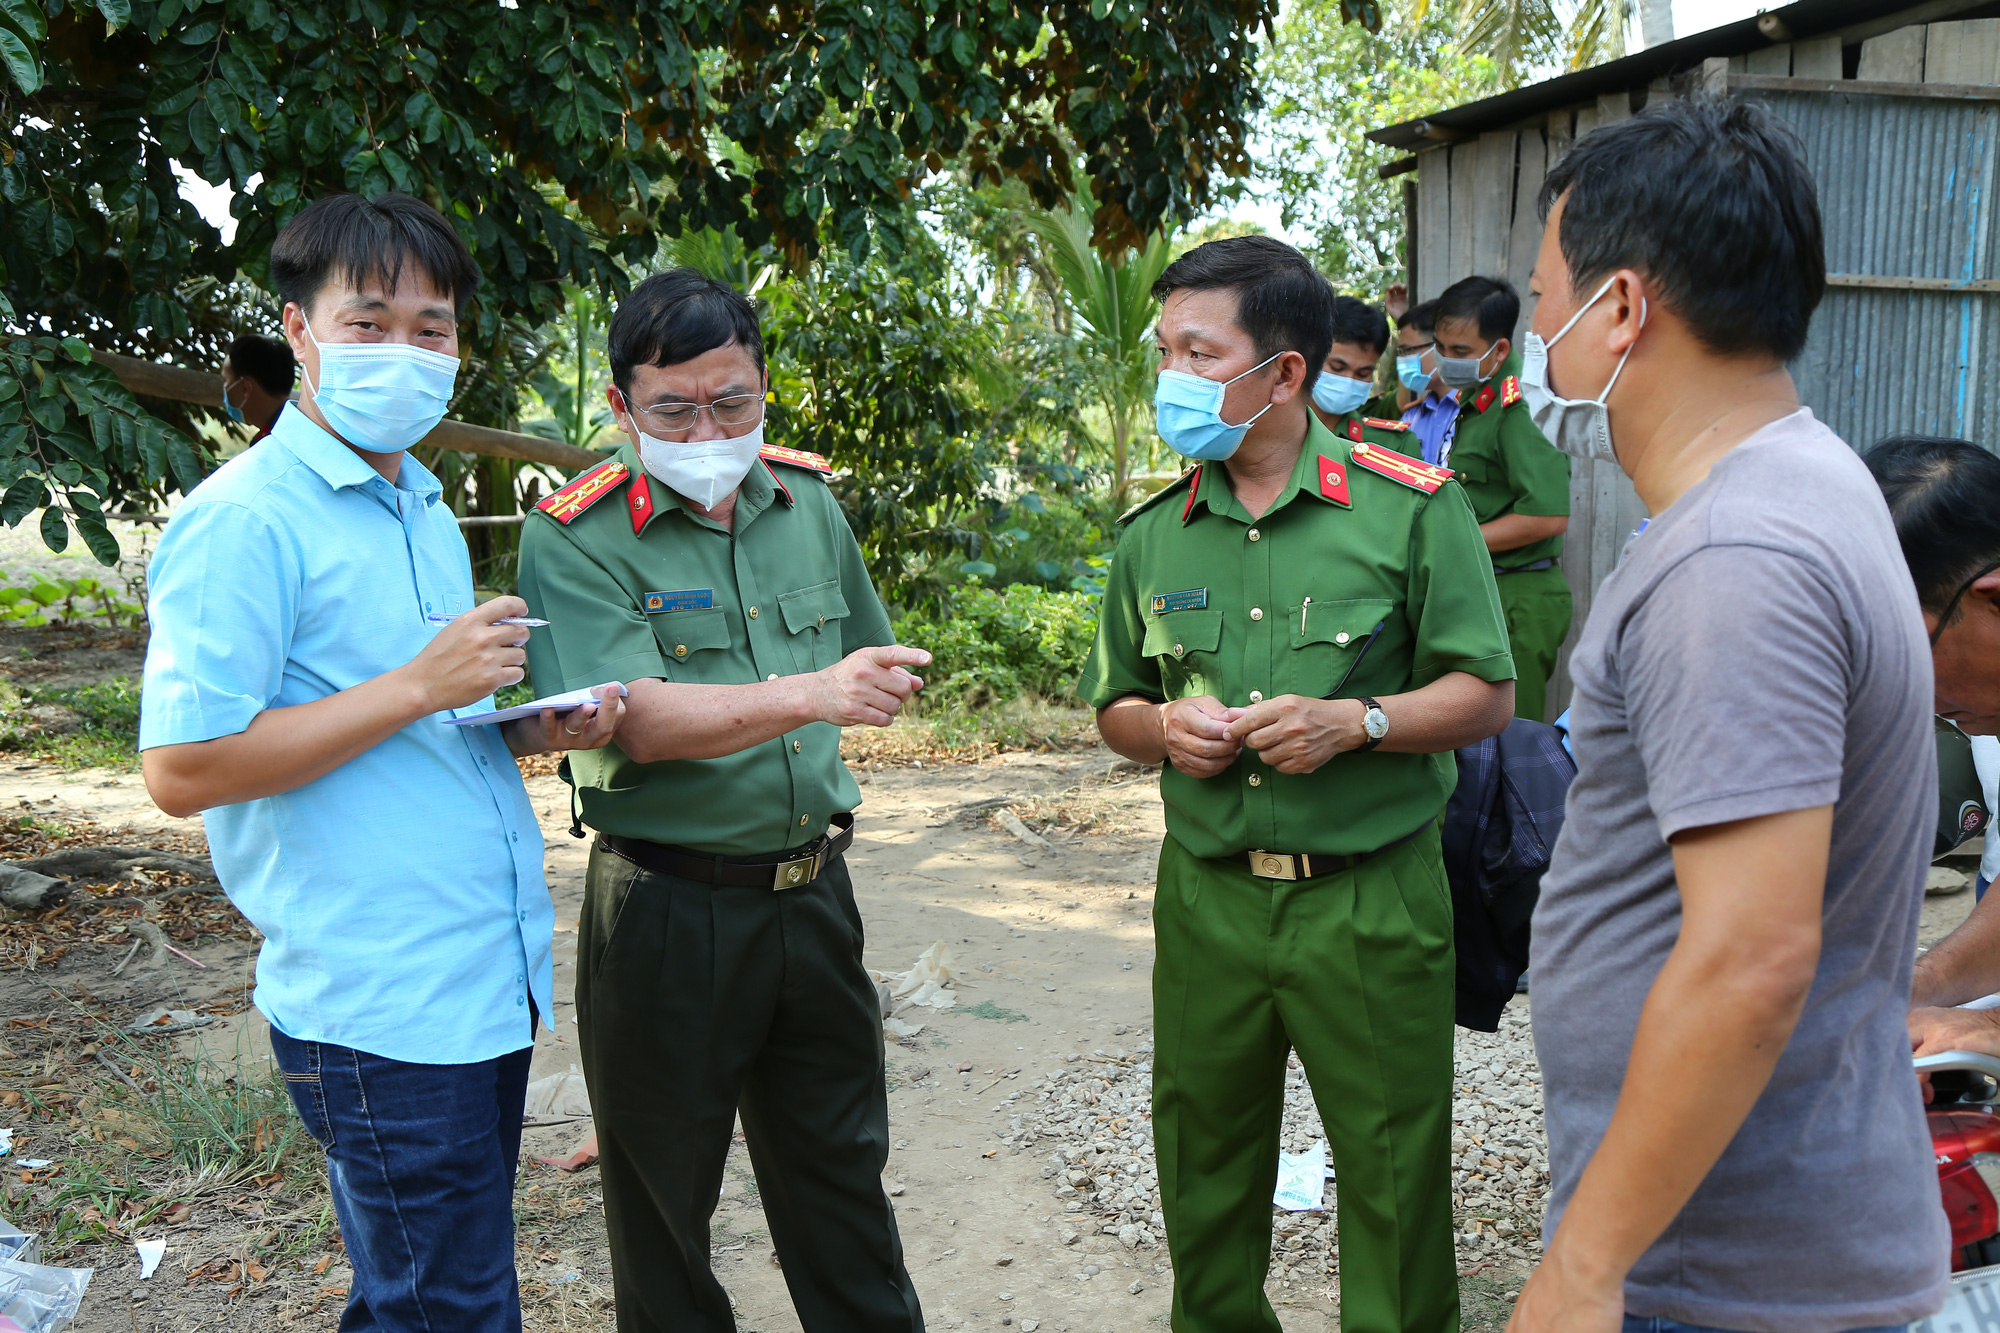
[894,583,1099,707]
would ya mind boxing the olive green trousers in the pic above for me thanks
[1495,566,1573,721]
[1153,830,1459,1333]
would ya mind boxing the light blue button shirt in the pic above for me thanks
[139,409,552,1066]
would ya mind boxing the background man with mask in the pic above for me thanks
[1081,234,1516,1333]
[1308,294,1422,455]
[139,191,628,1331]
[219,332,294,440]
[516,268,931,1333]
[1430,276,1572,720]
[1509,99,1946,1333]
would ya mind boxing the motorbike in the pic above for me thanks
[1919,1050,2000,1271]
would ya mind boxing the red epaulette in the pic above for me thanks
[534,460,630,524]
[1350,441,1453,495]
[1500,374,1523,408]
[1362,416,1411,432]
[1473,384,1497,413]
[759,444,834,476]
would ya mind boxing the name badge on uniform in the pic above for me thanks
[1151,588,1208,614]
[643,589,714,614]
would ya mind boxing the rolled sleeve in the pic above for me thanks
[1625,544,1848,840]
[518,516,669,691]
[1405,483,1516,688]
[1077,532,1163,707]
[139,501,298,750]
[1500,413,1572,518]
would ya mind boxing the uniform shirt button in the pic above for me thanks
[800,814,810,826]
[1172,644,1184,658]
[1247,528,1261,542]
[1248,773,1263,787]
[674,644,689,657]
[793,740,803,753]
[767,673,779,681]
[1249,690,1263,703]
[1250,607,1263,621]
[748,606,760,619]
[1335,631,1351,645]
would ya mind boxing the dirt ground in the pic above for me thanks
[0,615,1981,1332]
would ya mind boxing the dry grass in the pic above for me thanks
[999,761,1162,838]
[841,697,1098,768]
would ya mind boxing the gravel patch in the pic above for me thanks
[1003,999,1548,1278]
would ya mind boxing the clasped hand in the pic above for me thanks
[1160,694,1369,778]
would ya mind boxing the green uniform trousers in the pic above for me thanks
[1494,566,1572,722]
[576,843,924,1333]
[1153,829,1458,1333]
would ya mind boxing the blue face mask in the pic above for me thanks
[221,375,246,424]
[1396,354,1431,394]
[1311,372,1372,418]
[1154,352,1285,461]
[301,319,459,452]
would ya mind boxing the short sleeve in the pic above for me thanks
[1498,411,1571,517]
[139,501,299,750]
[518,518,669,692]
[829,498,894,652]
[1077,524,1164,707]
[1404,483,1516,688]
[1624,544,1848,839]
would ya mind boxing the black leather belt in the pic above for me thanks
[601,814,855,890]
[1493,558,1557,574]
[1229,823,1428,881]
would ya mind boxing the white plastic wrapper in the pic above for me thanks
[0,1255,92,1332]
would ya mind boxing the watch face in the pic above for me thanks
[1364,707,1389,739]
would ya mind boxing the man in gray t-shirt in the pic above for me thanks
[1509,101,1946,1333]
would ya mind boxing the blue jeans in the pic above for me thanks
[1624,1312,1904,1320]
[271,1027,534,1332]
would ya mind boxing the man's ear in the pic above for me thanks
[606,385,638,442]
[1489,336,1512,371]
[1269,350,1308,405]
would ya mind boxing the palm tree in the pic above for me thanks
[1021,197,1173,504]
[1410,0,1633,75]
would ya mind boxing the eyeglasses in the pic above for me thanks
[1398,340,1435,356]
[1931,557,2000,646]
[622,391,764,434]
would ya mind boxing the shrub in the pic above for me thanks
[893,583,1099,706]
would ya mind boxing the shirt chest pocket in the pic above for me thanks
[1284,597,1395,697]
[1141,609,1224,699]
[650,607,732,680]
[778,580,851,671]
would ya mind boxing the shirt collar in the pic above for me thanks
[1186,414,1343,524]
[269,405,444,502]
[616,443,777,534]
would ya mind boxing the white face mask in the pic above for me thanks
[633,407,767,511]
[1519,274,1647,462]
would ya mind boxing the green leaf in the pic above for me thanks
[94,0,131,30]
[72,510,119,566]
[0,475,45,527]
[37,504,67,554]
[959,560,996,577]
[187,99,219,156]
[1019,492,1047,513]
[59,337,91,365]
[0,26,39,94]
[0,0,45,42]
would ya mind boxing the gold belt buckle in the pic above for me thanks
[772,847,823,890]
[1249,851,1298,881]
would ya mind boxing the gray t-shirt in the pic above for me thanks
[1533,409,1947,1333]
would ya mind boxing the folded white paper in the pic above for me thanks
[443,682,628,727]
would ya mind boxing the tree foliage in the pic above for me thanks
[0,0,1276,558]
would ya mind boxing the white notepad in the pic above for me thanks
[443,682,628,727]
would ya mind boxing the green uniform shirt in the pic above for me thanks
[517,444,893,856]
[1445,371,1571,568]
[1078,412,1514,859]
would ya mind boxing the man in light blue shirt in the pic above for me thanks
[140,192,625,1333]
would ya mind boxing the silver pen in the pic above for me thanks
[496,616,550,627]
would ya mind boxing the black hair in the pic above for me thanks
[607,268,765,398]
[1865,435,2000,621]
[1329,296,1391,359]
[225,333,295,396]
[1435,276,1520,345]
[270,193,481,317]
[1151,235,1335,391]
[1538,96,1824,363]
[1399,300,1437,336]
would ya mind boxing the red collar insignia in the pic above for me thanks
[1317,455,1350,507]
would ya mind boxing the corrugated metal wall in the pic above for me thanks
[1405,42,2000,712]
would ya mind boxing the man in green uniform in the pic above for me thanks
[1432,275,1572,720]
[1309,294,1397,430]
[1082,236,1517,1333]
[517,269,930,1333]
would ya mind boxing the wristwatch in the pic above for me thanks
[1357,696,1389,751]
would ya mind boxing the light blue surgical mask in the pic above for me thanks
[300,319,459,452]
[1310,372,1371,418]
[1154,352,1285,461]
[221,374,246,424]
[1396,353,1431,394]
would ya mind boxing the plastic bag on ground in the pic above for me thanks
[0,1219,36,1264]
[0,1255,92,1332]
